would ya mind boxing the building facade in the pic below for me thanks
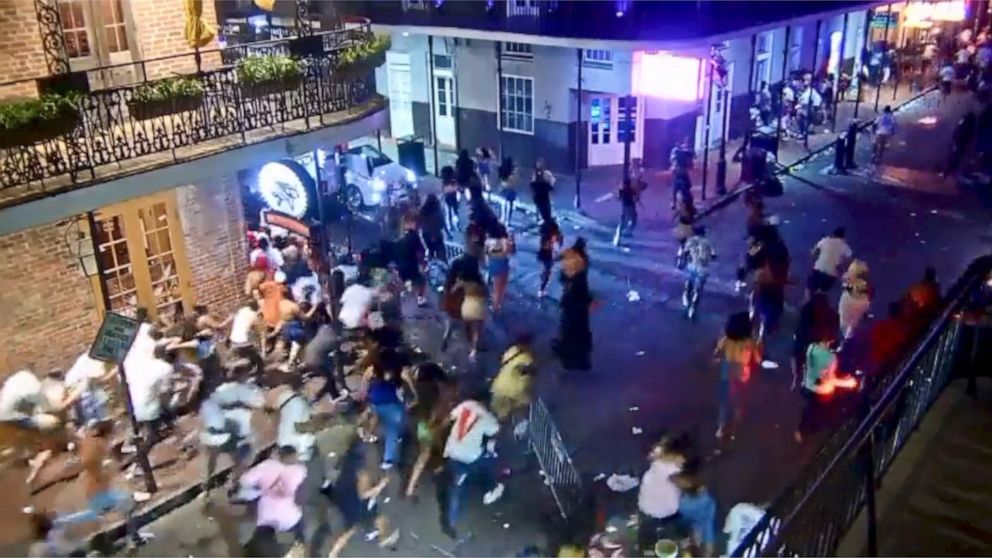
[345,0,878,171]
[0,0,386,374]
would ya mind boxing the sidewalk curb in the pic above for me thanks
[86,443,278,553]
[694,86,939,220]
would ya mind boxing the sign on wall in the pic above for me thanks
[256,159,316,219]
[89,312,140,363]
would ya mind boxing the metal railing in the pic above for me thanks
[732,255,992,557]
[528,397,585,520]
[0,24,378,202]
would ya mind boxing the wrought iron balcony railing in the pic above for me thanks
[732,255,992,557]
[0,23,383,208]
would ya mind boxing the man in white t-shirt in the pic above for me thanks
[0,370,68,483]
[807,227,852,297]
[442,392,504,538]
[229,300,262,347]
[338,282,375,330]
[722,502,776,557]
[64,352,116,426]
[125,346,174,444]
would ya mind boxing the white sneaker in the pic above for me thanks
[483,483,505,505]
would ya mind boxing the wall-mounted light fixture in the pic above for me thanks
[64,218,100,277]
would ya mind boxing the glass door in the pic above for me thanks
[60,0,138,87]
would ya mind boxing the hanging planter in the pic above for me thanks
[334,35,390,81]
[0,93,81,149]
[236,55,304,99]
[127,76,205,121]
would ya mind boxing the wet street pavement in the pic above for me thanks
[11,89,986,558]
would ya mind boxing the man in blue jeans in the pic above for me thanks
[441,391,505,539]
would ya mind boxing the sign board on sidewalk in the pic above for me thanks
[89,312,140,363]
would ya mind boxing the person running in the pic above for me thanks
[442,390,505,539]
[939,60,955,101]
[403,361,456,498]
[327,441,399,556]
[54,419,144,547]
[613,177,640,247]
[537,219,563,298]
[441,165,461,234]
[239,445,308,558]
[490,334,537,427]
[682,225,716,316]
[673,462,717,557]
[477,147,494,192]
[553,239,594,371]
[366,350,408,470]
[838,259,872,341]
[395,214,429,307]
[794,334,856,443]
[202,359,265,497]
[946,111,977,176]
[792,292,839,390]
[441,246,488,358]
[636,433,691,552]
[456,149,477,195]
[713,312,761,441]
[485,224,515,313]
[499,157,518,225]
[420,193,447,262]
[531,158,555,224]
[807,227,852,298]
[872,106,897,165]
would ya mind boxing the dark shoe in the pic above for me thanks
[441,522,457,540]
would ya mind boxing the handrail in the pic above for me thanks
[732,255,992,557]
[0,22,372,90]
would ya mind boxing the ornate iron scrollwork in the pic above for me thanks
[34,0,70,75]
[295,0,314,37]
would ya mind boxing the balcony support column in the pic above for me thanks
[428,35,440,176]
[34,0,70,75]
[574,48,582,210]
[295,0,313,37]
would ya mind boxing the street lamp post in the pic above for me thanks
[874,5,893,113]
[427,36,440,176]
[804,19,822,150]
[622,94,634,182]
[575,48,583,209]
[776,25,792,150]
[833,13,850,129]
[854,9,873,119]
[701,61,714,201]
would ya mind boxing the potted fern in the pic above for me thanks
[334,35,391,81]
[127,76,205,121]
[0,93,81,149]
[237,55,304,98]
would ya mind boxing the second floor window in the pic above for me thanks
[402,0,428,10]
[102,0,129,53]
[583,49,613,67]
[500,75,534,134]
[508,0,540,16]
[59,1,92,58]
[503,42,533,59]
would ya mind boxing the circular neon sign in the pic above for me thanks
[257,160,314,219]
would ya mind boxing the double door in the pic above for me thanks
[587,94,644,167]
[91,192,194,318]
[59,0,139,87]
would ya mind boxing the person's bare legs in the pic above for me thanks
[327,526,358,557]
[467,320,482,359]
[492,274,508,312]
[405,448,432,497]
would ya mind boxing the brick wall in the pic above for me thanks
[0,220,103,376]
[129,0,222,79]
[177,177,249,317]
[0,0,47,101]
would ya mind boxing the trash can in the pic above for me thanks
[397,136,427,177]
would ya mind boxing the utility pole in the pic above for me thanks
[575,48,583,209]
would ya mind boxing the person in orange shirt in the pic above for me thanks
[259,271,287,328]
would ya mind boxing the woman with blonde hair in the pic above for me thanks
[839,259,872,341]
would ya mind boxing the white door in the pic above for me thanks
[386,51,414,139]
[60,0,138,87]
[696,62,734,151]
[433,73,456,147]
[587,95,643,167]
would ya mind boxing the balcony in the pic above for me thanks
[338,0,874,43]
[0,24,385,209]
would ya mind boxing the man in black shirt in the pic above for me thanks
[613,178,639,247]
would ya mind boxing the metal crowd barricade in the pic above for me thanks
[528,397,584,520]
[732,255,992,557]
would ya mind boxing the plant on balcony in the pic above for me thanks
[0,93,81,149]
[236,54,304,98]
[334,34,391,80]
[128,76,205,121]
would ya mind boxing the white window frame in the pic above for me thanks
[754,32,773,87]
[502,41,533,60]
[500,74,535,135]
[59,0,94,61]
[583,49,613,67]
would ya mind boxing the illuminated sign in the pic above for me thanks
[261,210,311,237]
[632,52,703,101]
[904,1,966,24]
[257,160,314,219]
